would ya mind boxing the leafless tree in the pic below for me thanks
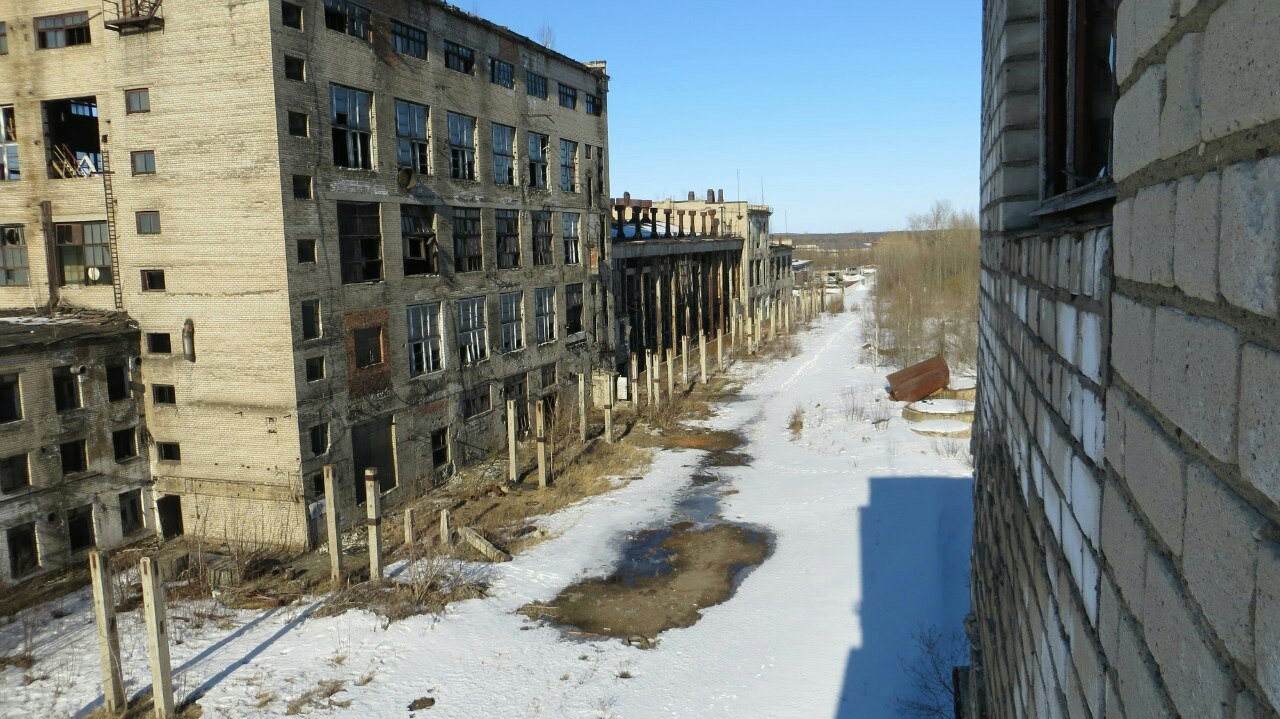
[538,25,556,50]
[894,625,968,719]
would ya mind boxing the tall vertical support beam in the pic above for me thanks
[666,348,676,400]
[718,330,726,370]
[654,266,664,354]
[140,556,175,719]
[604,372,616,443]
[653,350,663,408]
[507,400,518,482]
[578,372,589,443]
[768,301,777,341]
[681,335,690,386]
[404,508,416,547]
[323,465,342,582]
[700,334,709,384]
[629,353,638,405]
[89,550,126,714]
[669,263,678,359]
[439,509,451,544]
[645,349,654,406]
[536,401,549,489]
[365,468,383,581]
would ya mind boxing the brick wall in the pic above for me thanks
[973,0,1280,717]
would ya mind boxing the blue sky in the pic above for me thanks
[472,1,980,232]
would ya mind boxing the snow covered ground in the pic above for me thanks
[0,288,974,719]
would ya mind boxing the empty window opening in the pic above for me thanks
[444,40,475,73]
[297,238,317,263]
[337,201,382,283]
[141,269,165,291]
[61,439,88,474]
[301,299,322,339]
[125,88,150,114]
[44,97,101,178]
[0,226,29,285]
[67,505,96,551]
[282,1,303,29]
[395,100,429,173]
[489,58,514,88]
[331,85,372,169]
[156,442,181,461]
[36,12,91,49]
[119,489,144,535]
[285,55,306,81]
[452,207,482,272]
[408,302,443,376]
[430,428,449,469]
[532,212,553,265]
[534,287,556,343]
[152,384,176,404]
[7,523,38,578]
[563,212,581,264]
[305,356,325,381]
[558,84,577,110]
[0,453,29,494]
[447,113,476,180]
[354,326,383,368]
[503,373,530,433]
[309,422,329,456]
[2,106,19,181]
[157,495,183,538]
[147,332,172,353]
[131,150,156,175]
[402,205,438,275]
[461,383,490,419]
[560,140,578,192]
[492,123,515,185]
[392,20,426,59]
[541,362,558,391]
[0,373,20,423]
[1044,0,1117,197]
[586,94,603,117]
[56,221,111,285]
[566,282,584,335]
[106,362,130,402]
[52,366,81,412]
[500,290,524,352]
[323,0,371,41]
[526,71,548,99]
[293,175,313,199]
[113,427,137,461]
[288,111,309,137]
[496,209,520,269]
[458,296,487,364]
[527,133,549,189]
[351,414,396,502]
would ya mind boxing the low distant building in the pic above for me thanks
[791,259,814,285]
[0,313,151,583]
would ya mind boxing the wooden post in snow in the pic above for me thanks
[578,372,589,443]
[700,334,708,384]
[536,401,549,489]
[404,508,416,547]
[365,468,383,581]
[439,509,451,545]
[604,372,616,443]
[507,400,518,483]
[140,556,175,719]
[89,550,126,714]
[323,465,342,582]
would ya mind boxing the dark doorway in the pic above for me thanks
[67,504,95,551]
[157,494,184,539]
[6,522,38,578]
[352,414,397,504]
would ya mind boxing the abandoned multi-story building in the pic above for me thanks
[973,1,1280,718]
[0,313,151,582]
[0,0,611,556]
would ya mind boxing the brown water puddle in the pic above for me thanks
[637,429,744,453]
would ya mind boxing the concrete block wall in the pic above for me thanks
[974,0,1280,717]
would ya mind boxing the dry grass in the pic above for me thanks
[313,554,489,626]
[285,679,348,715]
[787,405,805,439]
[840,387,870,422]
[930,439,975,470]
[826,295,847,314]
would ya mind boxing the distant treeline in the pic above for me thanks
[774,231,919,250]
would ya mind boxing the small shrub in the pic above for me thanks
[826,295,846,314]
[841,388,869,422]
[893,625,968,719]
[787,405,805,438]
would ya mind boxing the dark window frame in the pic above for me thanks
[1042,0,1117,201]
[0,225,29,286]
[444,40,475,74]
[136,211,161,235]
[55,221,112,286]
[395,99,430,173]
[156,442,181,461]
[301,298,322,339]
[336,201,383,283]
[499,290,524,353]
[297,238,317,263]
[452,207,483,272]
[0,453,29,494]
[288,111,310,137]
[526,71,548,99]
[323,0,371,41]
[293,175,313,199]
[559,139,578,193]
[60,438,88,474]
[0,373,19,423]
[585,93,603,116]
[558,84,577,110]
[492,123,516,185]
[489,58,515,88]
[461,383,491,419]
[408,302,444,376]
[565,282,584,335]
[330,84,373,170]
[527,132,549,189]
[353,326,384,368]
[152,384,176,404]
[447,112,476,181]
[35,12,91,50]
[305,356,326,382]
[125,88,150,114]
[391,20,427,59]
[282,1,304,29]
[141,269,166,291]
[131,150,156,175]
[532,211,553,266]
[284,55,306,81]
[496,209,520,269]
[457,296,488,365]
[402,204,439,276]
[52,366,81,413]
[106,362,130,402]
[113,427,137,462]
[147,332,172,354]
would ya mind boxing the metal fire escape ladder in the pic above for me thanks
[99,139,124,311]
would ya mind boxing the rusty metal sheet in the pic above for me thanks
[886,356,950,403]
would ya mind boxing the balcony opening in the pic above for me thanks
[44,97,101,179]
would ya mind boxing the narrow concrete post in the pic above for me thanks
[89,550,126,714]
[365,468,383,581]
[768,302,777,341]
[604,373,616,443]
[404,508,416,547]
[577,372,588,443]
[536,401,549,489]
[731,312,739,347]
[700,334,708,384]
[140,556,175,719]
[718,330,726,370]
[323,465,342,582]
[666,348,676,399]
[644,349,654,407]
[652,350,662,409]
[681,336,689,387]
[507,400,518,483]
[439,509,451,544]
[629,353,638,405]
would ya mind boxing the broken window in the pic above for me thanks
[119,489,144,535]
[0,454,28,494]
[56,221,111,285]
[67,505,95,551]
[534,287,556,344]
[392,20,426,59]
[444,40,475,74]
[566,282,584,335]
[131,150,156,175]
[492,123,515,185]
[7,523,38,578]
[526,71,548,99]
[141,269,165,291]
[354,326,383,368]
[448,112,476,180]
[0,226,28,285]
[309,422,329,456]
[457,296,487,365]
[496,209,520,269]
[297,239,317,263]
[559,140,578,192]
[500,291,524,352]
[527,132,549,189]
[461,383,490,419]
[1,375,22,423]
[430,428,449,468]
[305,356,325,381]
[125,88,150,114]
[44,97,101,178]
[533,211,553,265]
[563,212,580,264]
[401,205,438,275]
[1044,0,1117,198]
[288,111,309,137]
[61,439,87,474]
[395,99,429,173]
[558,84,577,110]
[351,414,396,499]
[136,211,161,234]
[502,373,530,432]
[282,1,303,29]
[408,302,444,376]
[301,299,322,339]
[293,175,312,199]
[285,55,306,81]
[336,201,382,283]
[113,427,137,461]
[152,384,175,404]
[331,85,372,169]
[1,106,18,181]
[156,442,181,461]
[36,12,91,49]
[489,58,515,89]
[452,207,482,272]
[541,362,557,390]
[52,366,81,412]
[323,0,370,41]
[586,94,603,117]
[106,362,129,402]
[147,332,172,354]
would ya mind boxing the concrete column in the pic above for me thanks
[604,373,616,444]
[718,330,726,370]
[677,210,685,238]
[663,209,672,238]
[404,508,416,547]
[645,349,654,406]
[89,550,126,714]
[666,348,676,399]
[140,556,175,719]
[768,301,777,341]
[629,353,638,404]
[365,468,383,581]
[654,268,664,353]
[323,465,342,582]
[681,335,690,386]
[708,210,718,237]
[700,334,708,383]
[439,509,451,544]
[507,400,518,482]
[536,401,549,489]
[578,372,588,443]
[669,269,678,360]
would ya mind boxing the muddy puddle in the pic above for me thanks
[520,429,772,645]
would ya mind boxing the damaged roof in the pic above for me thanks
[0,311,138,352]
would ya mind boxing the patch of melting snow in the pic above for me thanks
[906,398,976,415]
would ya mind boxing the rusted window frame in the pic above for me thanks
[35,12,91,50]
